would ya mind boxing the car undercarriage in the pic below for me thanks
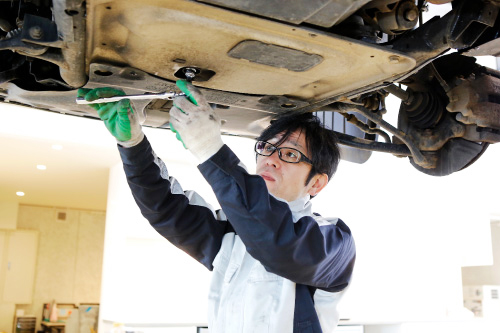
[1,0,500,176]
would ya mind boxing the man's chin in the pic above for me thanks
[264,182,278,194]
[265,186,288,201]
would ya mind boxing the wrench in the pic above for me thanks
[76,91,186,105]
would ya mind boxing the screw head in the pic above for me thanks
[29,26,43,39]
[183,67,198,81]
[185,71,196,80]
[404,8,419,22]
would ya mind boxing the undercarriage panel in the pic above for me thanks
[86,0,416,100]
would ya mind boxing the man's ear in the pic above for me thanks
[307,173,329,197]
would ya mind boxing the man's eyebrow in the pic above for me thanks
[282,138,304,149]
[270,135,305,149]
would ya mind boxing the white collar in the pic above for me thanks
[272,194,312,222]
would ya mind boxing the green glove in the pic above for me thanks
[176,80,198,106]
[77,88,144,147]
[170,81,223,162]
[169,122,187,149]
[170,80,199,148]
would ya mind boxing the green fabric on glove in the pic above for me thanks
[169,81,223,162]
[169,122,187,149]
[176,80,198,106]
[77,88,134,142]
[170,80,199,148]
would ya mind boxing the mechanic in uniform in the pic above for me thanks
[78,81,356,333]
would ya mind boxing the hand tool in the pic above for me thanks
[76,91,186,105]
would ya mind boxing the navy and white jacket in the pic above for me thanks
[118,136,356,333]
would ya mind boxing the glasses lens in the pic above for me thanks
[279,148,301,163]
[256,141,275,156]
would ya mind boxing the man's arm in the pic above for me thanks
[77,87,227,270]
[199,145,356,291]
[118,136,228,270]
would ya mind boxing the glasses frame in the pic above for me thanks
[255,140,313,165]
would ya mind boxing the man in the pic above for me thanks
[78,82,356,332]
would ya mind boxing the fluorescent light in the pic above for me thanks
[37,164,47,170]
[52,144,63,150]
[16,192,25,197]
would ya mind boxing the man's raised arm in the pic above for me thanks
[78,87,229,270]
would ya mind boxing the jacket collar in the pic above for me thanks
[272,194,312,222]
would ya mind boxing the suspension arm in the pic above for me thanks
[328,103,432,168]
[335,132,411,156]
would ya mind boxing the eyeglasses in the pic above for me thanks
[255,141,313,165]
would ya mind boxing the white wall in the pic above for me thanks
[99,161,212,329]
[15,205,105,332]
[462,220,500,285]
[326,92,500,323]
[318,147,497,323]
[0,202,18,230]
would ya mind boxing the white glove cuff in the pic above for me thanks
[117,102,145,148]
[190,137,224,163]
[117,130,144,148]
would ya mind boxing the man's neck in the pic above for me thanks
[287,194,310,211]
[271,194,312,220]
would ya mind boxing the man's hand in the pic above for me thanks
[77,87,144,147]
[170,81,224,162]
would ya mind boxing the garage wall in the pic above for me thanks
[15,205,105,332]
[315,149,495,323]
[462,220,500,285]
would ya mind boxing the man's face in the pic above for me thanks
[256,130,325,202]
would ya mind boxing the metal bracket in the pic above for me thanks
[334,132,411,156]
[448,0,500,49]
[0,14,58,56]
[329,103,432,168]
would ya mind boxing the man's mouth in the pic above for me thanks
[260,172,276,181]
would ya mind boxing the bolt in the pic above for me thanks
[404,8,418,22]
[29,26,43,39]
[389,55,400,64]
[184,67,198,82]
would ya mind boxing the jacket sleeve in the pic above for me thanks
[198,145,356,291]
[118,136,228,270]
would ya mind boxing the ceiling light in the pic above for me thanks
[52,144,63,150]
[16,192,25,197]
[37,165,47,170]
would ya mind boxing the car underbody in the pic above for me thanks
[1,0,500,176]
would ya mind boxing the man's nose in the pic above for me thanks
[265,151,281,168]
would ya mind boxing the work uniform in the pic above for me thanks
[118,136,356,333]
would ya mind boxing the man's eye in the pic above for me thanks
[265,145,274,152]
[285,151,297,158]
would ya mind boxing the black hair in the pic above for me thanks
[257,112,341,185]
